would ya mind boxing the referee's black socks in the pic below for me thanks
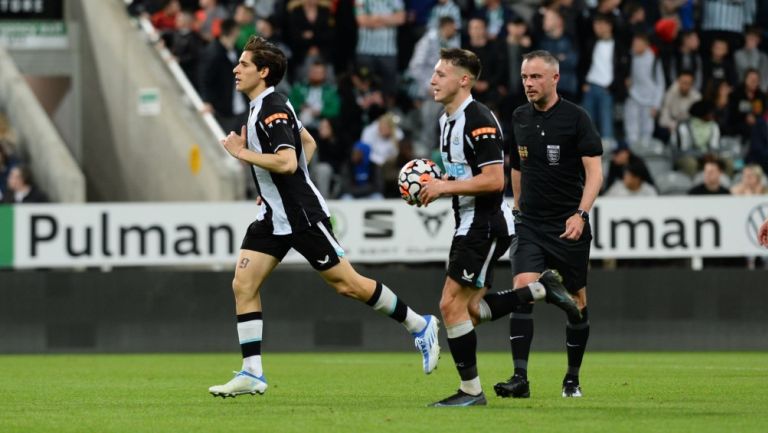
[509,303,534,379]
[565,306,590,381]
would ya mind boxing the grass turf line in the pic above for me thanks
[0,352,766,433]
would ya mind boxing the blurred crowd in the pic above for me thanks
[126,0,768,201]
[0,113,48,204]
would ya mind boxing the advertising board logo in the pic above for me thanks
[416,209,450,237]
[746,203,768,248]
[363,210,393,239]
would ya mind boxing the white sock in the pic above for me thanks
[242,355,263,377]
[529,282,546,301]
[477,299,493,323]
[404,309,428,334]
[460,377,482,396]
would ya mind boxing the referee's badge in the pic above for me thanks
[546,145,560,164]
[518,145,528,160]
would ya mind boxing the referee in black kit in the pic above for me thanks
[494,50,603,399]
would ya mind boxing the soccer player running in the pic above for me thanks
[493,50,603,399]
[418,48,580,407]
[208,36,440,398]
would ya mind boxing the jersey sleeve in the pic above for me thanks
[467,114,504,168]
[259,106,298,153]
[508,120,521,171]
[576,110,603,157]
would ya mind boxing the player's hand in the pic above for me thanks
[221,126,247,159]
[418,177,447,207]
[560,214,584,240]
[758,218,768,247]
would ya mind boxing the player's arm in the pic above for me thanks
[419,163,504,205]
[220,126,298,174]
[560,155,602,240]
[300,128,317,164]
[510,168,521,210]
[758,217,768,247]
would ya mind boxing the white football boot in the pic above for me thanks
[209,370,268,398]
[413,315,441,374]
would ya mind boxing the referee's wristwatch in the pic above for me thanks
[575,209,589,222]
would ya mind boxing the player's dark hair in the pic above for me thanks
[243,36,287,87]
[439,47,482,81]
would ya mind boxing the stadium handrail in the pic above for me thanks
[0,45,86,203]
[134,15,231,154]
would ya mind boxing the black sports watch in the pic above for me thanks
[575,209,589,222]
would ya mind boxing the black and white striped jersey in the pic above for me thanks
[438,96,514,237]
[246,87,329,235]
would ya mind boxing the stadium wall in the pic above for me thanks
[0,267,766,353]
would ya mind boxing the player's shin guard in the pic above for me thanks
[565,306,590,379]
[366,281,427,333]
[446,320,481,395]
[509,303,534,378]
[237,312,263,377]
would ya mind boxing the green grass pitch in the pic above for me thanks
[0,352,766,433]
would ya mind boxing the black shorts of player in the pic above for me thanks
[514,218,591,294]
[448,229,512,290]
[240,218,343,271]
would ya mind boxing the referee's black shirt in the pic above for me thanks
[509,96,603,221]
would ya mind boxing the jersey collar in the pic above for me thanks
[531,94,563,118]
[249,86,275,109]
[446,95,474,122]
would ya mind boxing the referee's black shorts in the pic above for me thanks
[514,218,591,294]
[448,229,511,290]
[240,218,344,271]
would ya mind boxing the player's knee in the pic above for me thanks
[439,294,462,321]
[232,276,259,303]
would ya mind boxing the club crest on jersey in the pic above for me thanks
[518,145,528,160]
[546,145,560,164]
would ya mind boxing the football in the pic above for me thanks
[398,158,442,204]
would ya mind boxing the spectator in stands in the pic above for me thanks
[170,9,205,87]
[700,0,755,53]
[535,10,576,101]
[730,164,768,195]
[360,112,403,197]
[2,165,48,204]
[624,33,665,145]
[735,27,768,93]
[464,17,506,110]
[652,17,679,88]
[705,78,733,134]
[673,100,722,177]
[198,18,249,133]
[427,0,462,38]
[747,110,768,174]
[343,139,380,199]
[234,4,257,52]
[195,0,228,42]
[531,0,583,44]
[0,142,19,201]
[337,65,385,159]
[151,0,180,33]
[579,14,629,142]
[354,0,406,102]
[288,60,341,134]
[604,158,658,197]
[406,16,459,156]
[659,70,702,135]
[244,0,277,19]
[726,68,767,142]
[502,17,533,109]
[688,157,730,195]
[286,0,334,81]
[472,0,516,41]
[702,38,737,94]
[602,141,656,194]
[671,31,703,91]
[624,2,651,37]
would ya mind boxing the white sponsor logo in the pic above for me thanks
[317,255,330,265]
[462,269,475,281]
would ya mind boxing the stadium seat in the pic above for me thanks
[655,171,694,195]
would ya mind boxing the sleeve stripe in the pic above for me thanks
[478,160,503,167]
[275,144,296,151]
